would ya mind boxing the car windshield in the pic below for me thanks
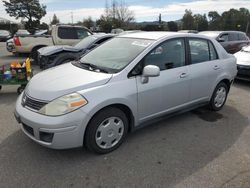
[79,37,153,73]
[74,35,97,49]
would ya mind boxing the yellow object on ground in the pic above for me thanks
[25,58,31,73]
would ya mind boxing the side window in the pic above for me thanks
[220,34,229,42]
[229,33,238,41]
[238,33,247,41]
[58,27,76,39]
[76,28,91,39]
[189,39,210,64]
[143,38,186,71]
[208,42,218,60]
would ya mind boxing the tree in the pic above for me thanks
[97,0,135,32]
[51,14,59,25]
[194,14,208,31]
[182,9,195,30]
[208,11,222,30]
[83,16,94,29]
[3,0,46,32]
[167,21,178,31]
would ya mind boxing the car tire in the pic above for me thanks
[209,82,228,111]
[84,107,129,154]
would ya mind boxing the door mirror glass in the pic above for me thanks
[142,65,160,77]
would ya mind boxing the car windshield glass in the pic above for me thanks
[74,35,97,49]
[79,37,153,73]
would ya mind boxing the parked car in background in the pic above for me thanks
[6,30,44,53]
[199,31,250,54]
[234,45,250,81]
[13,25,93,62]
[38,34,114,69]
[0,30,11,42]
[15,32,237,154]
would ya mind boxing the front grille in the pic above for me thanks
[22,93,48,111]
[23,124,34,136]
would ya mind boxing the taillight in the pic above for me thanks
[14,36,21,46]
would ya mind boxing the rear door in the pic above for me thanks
[187,38,221,102]
[135,38,190,122]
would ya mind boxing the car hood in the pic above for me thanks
[38,45,80,56]
[234,51,250,66]
[26,63,113,101]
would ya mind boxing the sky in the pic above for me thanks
[0,0,250,24]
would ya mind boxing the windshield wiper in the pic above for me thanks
[80,62,109,73]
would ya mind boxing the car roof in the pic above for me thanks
[118,31,206,40]
[199,30,246,37]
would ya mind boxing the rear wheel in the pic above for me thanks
[209,82,228,111]
[85,107,128,154]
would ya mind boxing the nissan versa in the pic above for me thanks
[15,32,237,154]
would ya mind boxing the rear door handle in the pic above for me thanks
[213,65,220,70]
[180,73,188,78]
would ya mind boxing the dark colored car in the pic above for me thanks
[0,30,11,42]
[199,31,250,54]
[38,34,114,69]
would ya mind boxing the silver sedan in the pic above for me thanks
[15,32,237,154]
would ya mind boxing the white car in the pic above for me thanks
[234,45,250,81]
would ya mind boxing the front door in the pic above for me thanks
[136,38,190,123]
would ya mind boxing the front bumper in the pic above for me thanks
[236,64,250,81]
[15,93,91,149]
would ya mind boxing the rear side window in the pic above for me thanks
[228,33,238,41]
[238,33,247,41]
[58,27,76,39]
[208,42,218,60]
[189,38,218,64]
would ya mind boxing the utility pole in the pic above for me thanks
[71,12,74,24]
[246,21,249,33]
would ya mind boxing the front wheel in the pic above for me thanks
[209,82,228,111]
[84,107,128,154]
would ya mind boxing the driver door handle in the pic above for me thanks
[213,65,220,70]
[180,73,188,78]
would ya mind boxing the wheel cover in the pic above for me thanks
[95,117,124,149]
[214,86,227,108]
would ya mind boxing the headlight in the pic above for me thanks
[38,93,88,116]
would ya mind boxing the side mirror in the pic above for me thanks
[218,37,225,42]
[141,65,160,84]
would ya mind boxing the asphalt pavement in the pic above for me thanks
[0,42,250,188]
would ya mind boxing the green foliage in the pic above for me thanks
[3,0,46,33]
[97,0,135,33]
[51,14,59,25]
[194,14,208,31]
[182,9,195,30]
[168,21,178,31]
